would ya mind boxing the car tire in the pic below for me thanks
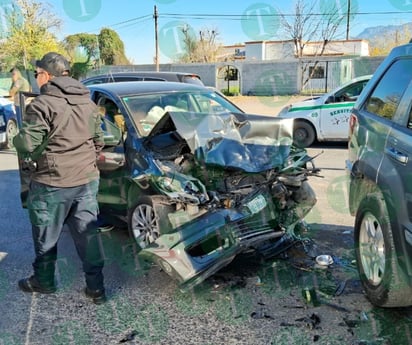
[293,120,316,148]
[6,119,17,149]
[128,195,160,249]
[354,193,412,307]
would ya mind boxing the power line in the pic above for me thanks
[88,9,412,32]
[159,11,412,19]
[86,14,152,33]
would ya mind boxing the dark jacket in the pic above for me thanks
[14,76,104,187]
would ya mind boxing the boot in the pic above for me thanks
[18,275,56,294]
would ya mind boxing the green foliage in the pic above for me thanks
[0,0,64,71]
[98,28,130,65]
[69,62,90,80]
[221,86,240,96]
[65,33,99,64]
[64,28,130,78]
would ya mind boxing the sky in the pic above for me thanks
[27,0,412,64]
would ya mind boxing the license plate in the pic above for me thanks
[246,194,267,214]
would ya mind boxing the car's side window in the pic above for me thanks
[334,81,368,102]
[363,59,412,120]
[82,78,105,86]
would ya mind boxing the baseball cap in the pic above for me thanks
[34,52,70,76]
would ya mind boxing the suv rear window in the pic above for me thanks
[181,75,204,86]
[363,59,412,120]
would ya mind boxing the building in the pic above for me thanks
[221,39,370,61]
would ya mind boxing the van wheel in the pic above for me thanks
[6,120,17,149]
[355,193,412,307]
[128,196,160,249]
[293,121,315,148]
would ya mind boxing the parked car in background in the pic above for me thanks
[81,71,204,87]
[278,75,371,147]
[18,81,319,289]
[347,44,412,307]
[0,97,17,149]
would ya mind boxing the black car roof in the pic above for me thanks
[82,71,201,82]
[84,71,200,77]
[87,81,208,97]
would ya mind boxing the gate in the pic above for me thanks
[300,59,353,94]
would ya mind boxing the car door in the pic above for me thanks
[16,92,40,207]
[382,77,412,255]
[358,58,412,269]
[319,80,368,140]
[90,91,130,222]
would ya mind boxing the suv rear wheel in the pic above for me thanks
[355,193,412,307]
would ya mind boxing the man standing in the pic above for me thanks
[9,67,30,104]
[13,52,106,304]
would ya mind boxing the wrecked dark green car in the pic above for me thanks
[21,82,319,289]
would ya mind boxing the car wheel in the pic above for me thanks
[293,121,315,148]
[6,120,17,149]
[355,193,412,307]
[128,196,160,249]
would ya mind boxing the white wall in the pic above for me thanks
[245,43,265,61]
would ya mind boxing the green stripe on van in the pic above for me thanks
[288,102,356,112]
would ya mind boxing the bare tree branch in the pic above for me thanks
[276,0,351,88]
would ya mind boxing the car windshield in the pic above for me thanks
[122,90,241,136]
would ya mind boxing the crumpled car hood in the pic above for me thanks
[149,111,294,173]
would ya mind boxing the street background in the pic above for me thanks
[0,96,411,345]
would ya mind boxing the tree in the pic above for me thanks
[178,27,222,63]
[0,0,63,70]
[64,33,100,78]
[63,28,130,78]
[65,33,100,64]
[277,0,353,88]
[98,28,130,65]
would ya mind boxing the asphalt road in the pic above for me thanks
[1,145,411,345]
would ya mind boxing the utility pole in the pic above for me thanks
[346,0,350,40]
[154,5,159,71]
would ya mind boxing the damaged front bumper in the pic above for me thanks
[139,180,316,290]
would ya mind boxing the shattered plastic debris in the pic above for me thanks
[315,254,334,267]
[302,287,320,307]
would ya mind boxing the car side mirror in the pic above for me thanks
[325,95,335,104]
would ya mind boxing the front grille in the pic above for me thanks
[232,218,278,242]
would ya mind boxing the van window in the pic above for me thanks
[363,59,412,120]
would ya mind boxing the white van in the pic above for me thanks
[278,75,371,147]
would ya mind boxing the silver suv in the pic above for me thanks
[347,43,412,307]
